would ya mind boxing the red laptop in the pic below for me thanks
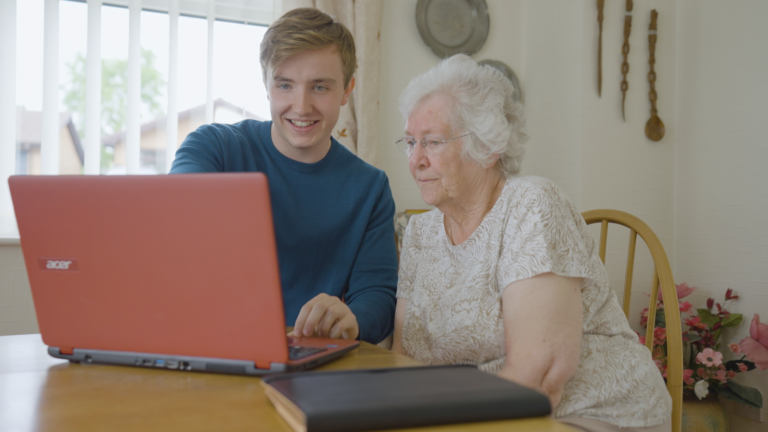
[9,173,358,375]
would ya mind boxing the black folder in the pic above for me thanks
[261,365,552,432]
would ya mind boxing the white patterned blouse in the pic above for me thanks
[396,175,672,428]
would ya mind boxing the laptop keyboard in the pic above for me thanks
[289,346,327,360]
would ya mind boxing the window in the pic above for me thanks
[0,0,276,237]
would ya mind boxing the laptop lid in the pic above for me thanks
[10,173,294,371]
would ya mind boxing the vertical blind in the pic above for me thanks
[0,0,275,237]
[0,0,18,236]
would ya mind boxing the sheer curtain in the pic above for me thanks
[282,0,382,167]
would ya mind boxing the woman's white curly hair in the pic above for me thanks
[398,54,528,177]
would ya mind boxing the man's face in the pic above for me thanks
[266,45,354,163]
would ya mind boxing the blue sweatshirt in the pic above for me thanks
[169,120,397,344]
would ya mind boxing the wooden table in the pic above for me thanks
[0,334,574,432]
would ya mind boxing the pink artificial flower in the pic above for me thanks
[727,371,736,379]
[658,282,698,302]
[729,343,741,354]
[696,348,723,367]
[654,327,667,342]
[639,335,646,345]
[738,363,749,373]
[679,301,693,313]
[640,307,649,327]
[683,369,694,385]
[685,316,707,331]
[739,314,768,371]
[725,288,739,300]
[715,370,727,383]
[707,298,715,310]
[697,367,709,379]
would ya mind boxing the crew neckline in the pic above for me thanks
[258,120,339,173]
[441,179,510,248]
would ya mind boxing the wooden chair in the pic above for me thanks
[381,210,431,351]
[582,209,682,432]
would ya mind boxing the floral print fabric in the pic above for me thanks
[397,176,671,427]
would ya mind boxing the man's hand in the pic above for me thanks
[289,293,359,340]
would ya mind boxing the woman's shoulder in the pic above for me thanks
[503,175,574,210]
[404,209,440,233]
[505,175,564,194]
[401,209,442,248]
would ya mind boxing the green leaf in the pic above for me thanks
[685,342,701,370]
[62,48,166,141]
[713,329,723,345]
[685,334,702,343]
[713,385,760,408]
[682,341,692,369]
[722,313,743,328]
[697,309,719,327]
[726,379,763,409]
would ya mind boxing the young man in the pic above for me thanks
[170,8,397,345]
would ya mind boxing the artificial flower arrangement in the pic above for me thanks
[641,283,766,408]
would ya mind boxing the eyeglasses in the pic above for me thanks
[394,133,473,158]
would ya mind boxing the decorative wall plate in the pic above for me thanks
[415,0,489,58]
[478,59,522,104]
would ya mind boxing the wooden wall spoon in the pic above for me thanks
[645,9,665,141]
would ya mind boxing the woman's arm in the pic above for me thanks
[390,298,407,354]
[497,272,583,409]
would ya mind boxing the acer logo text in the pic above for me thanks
[37,257,79,272]
[47,260,73,270]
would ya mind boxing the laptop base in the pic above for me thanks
[48,342,358,376]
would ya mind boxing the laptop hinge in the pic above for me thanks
[59,347,74,355]
[256,360,271,370]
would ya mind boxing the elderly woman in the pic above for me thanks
[391,55,672,432]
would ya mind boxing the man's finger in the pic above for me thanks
[292,304,312,337]
[293,294,332,336]
[293,297,321,337]
[302,301,333,337]
[331,314,359,340]
[317,304,343,337]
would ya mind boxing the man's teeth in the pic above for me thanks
[291,120,315,127]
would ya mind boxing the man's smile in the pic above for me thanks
[289,119,318,128]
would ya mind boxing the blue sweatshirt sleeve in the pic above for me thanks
[344,176,398,344]
[169,125,227,173]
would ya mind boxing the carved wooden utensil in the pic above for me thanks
[620,0,633,120]
[645,9,664,141]
[597,0,605,97]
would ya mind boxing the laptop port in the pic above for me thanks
[154,359,165,367]
[84,355,93,363]
[179,361,191,370]
[142,359,154,366]
[166,360,179,369]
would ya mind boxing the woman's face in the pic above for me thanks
[405,95,487,209]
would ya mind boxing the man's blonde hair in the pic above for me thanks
[260,8,356,88]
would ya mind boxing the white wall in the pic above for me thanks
[521,0,584,206]
[674,1,768,430]
[0,245,37,335]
